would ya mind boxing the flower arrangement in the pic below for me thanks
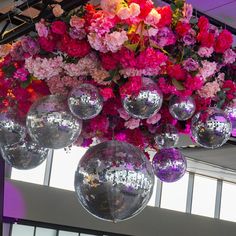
[0,0,235,154]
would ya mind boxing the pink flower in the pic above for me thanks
[184,76,203,91]
[117,7,131,19]
[223,49,236,64]
[129,3,141,17]
[100,0,122,15]
[198,47,214,58]
[90,115,109,133]
[145,9,161,26]
[182,3,193,23]
[182,58,199,72]
[118,108,131,120]
[198,60,217,80]
[13,68,29,81]
[119,76,142,98]
[52,4,64,17]
[35,21,49,37]
[125,118,140,129]
[70,16,85,30]
[198,81,220,98]
[105,31,128,52]
[146,112,161,124]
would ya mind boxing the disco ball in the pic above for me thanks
[0,112,26,146]
[191,107,232,149]
[68,83,103,120]
[74,141,154,222]
[0,137,49,170]
[26,95,82,149]
[154,124,179,149]
[152,148,187,182]
[169,96,196,121]
[122,77,163,119]
[224,101,236,137]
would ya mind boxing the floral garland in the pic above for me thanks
[0,0,235,154]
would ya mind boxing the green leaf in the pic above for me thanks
[172,79,185,90]
[124,42,139,52]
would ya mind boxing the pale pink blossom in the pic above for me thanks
[129,3,140,17]
[120,67,161,78]
[216,73,225,86]
[70,16,85,30]
[117,7,131,19]
[52,4,64,17]
[100,0,122,15]
[91,68,110,85]
[198,81,220,98]
[145,9,161,26]
[105,30,128,52]
[88,33,108,53]
[146,113,161,124]
[35,21,49,38]
[118,108,130,120]
[198,46,214,58]
[182,3,193,23]
[125,118,140,129]
[0,44,11,57]
[198,60,217,80]
[25,56,63,80]
[223,49,236,64]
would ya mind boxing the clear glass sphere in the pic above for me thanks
[0,137,49,170]
[0,112,26,146]
[26,95,82,149]
[68,83,103,120]
[152,148,187,182]
[122,77,163,119]
[154,124,179,149]
[169,96,196,121]
[74,141,154,222]
[191,107,232,149]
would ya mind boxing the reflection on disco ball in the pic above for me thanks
[26,95,82,149]
[0,137,49,170]
[154,124,179,149]
[122,77,163,119]
[224,101,236,137]
[152,148,187,183]
[74,141,154,222]
[68,83,103,120]
[0,112,26,146]
[191,107,232,149]
[169,96,196,121]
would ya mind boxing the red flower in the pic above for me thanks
[197,31,215,47]
[67,39,91,58]
[167,64,187,81]
[197,16,209,32]
[175,22,191,37]
[51,21,67,35]
[100,53,119,70]
[38,37,56,52]
[222,80,236,100]
[100,87,115,101]
[157,6,172,28]
[214,29,233,53]
[119,76,142,98]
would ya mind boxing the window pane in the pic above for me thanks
[147,177,157,207]
[80,234,97,236]
[11,224,34,236]
[161,172,189,212]
[50,147,87,190]
[220,181,236,222]
[191,175,217,217]
[35,227,57,236]
[58,231,78,236]
[11,161,46,185]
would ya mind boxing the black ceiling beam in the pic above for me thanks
[0,0,89,44]
[161,0,236,35]
[0,0,42,22]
